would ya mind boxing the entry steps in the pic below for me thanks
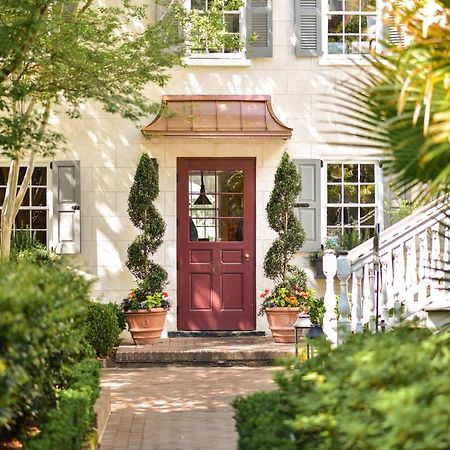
[110,336,296,367]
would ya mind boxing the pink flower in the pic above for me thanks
[163,292,168,298]
[264,289,270,294]
[260,293,266,298]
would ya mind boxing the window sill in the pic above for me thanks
[318,56,371,66]
[183,57,251,67]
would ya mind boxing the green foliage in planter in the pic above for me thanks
[264,152,305,283]
[85,303,121,358]
[0,260,92,437]
[234,327,450,450]
[25,357,100,450]
[126,154,168,295]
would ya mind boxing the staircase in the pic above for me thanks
[322,198,450,343]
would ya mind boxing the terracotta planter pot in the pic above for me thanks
[265,307,300,343]
[125,308,168,344]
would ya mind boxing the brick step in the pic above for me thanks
[110,337,296,367]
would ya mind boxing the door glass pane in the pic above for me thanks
[216,170,243,193]
[218,218,243,241]
[217,194,243,217]
[188,169,244,242]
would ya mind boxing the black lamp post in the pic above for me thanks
[305,324,325,359]
[293,313,311,357]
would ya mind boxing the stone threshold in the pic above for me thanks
[168,331,266,338]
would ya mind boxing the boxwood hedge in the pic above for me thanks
[233,327,450,450]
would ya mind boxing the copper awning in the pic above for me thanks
[141,95,292,139]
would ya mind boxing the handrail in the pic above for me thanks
[349,197,449,270]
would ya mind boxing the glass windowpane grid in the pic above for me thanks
[326,163,376,242]
[327,0,376,55]
[0,166,48,245]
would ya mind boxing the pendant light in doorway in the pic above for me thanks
[194,171,212,205]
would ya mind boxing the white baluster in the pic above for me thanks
[384,249,394,312]
[430,223,441,298]
[352,268,363,333]
[362,263,371,326]
[418,231,429,303]
[405,237,417,312]
[444,224,450,291]
[337,252,352,345]
[380,260,389,325]
[392,246,406,314]
[368,265,376,332]
[322,250,337,344]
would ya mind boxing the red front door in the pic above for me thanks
[177,158,256,331]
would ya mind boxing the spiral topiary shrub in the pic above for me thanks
[126,154,168,301]
[264,151,306,285]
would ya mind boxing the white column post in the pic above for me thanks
[337,252,352,345]
[322,249,337,344]
[368,265,376,332]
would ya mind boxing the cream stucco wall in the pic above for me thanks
[1,1,381,334]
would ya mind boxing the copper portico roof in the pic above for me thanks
[141,95,292,139]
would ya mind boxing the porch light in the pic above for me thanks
[194,171,212,206]
[306,324,325,359]
[293,313,312,357]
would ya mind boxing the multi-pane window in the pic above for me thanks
[0,167,48,245]
[327,0,377,56]
[188,0,244,55]
[326,163,376,244]
[189,170,243,241]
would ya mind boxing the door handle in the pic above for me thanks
[243,253,250,261]
[213,264,220,274]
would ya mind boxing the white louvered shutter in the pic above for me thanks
[52,161,81,254]
[295,0,322,57]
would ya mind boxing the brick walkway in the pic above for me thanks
[100,366,279,450]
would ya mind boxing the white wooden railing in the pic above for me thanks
[322,198,450,345]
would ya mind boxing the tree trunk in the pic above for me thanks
[0,160,20,260]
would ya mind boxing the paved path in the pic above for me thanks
[100,367,279,450]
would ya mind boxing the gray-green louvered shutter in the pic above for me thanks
[52,161,81,254]
[295,0,322,57]
[246,0,273,58]
[296,159,322,252]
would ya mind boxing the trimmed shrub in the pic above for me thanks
[233,391,296,450]
[126,153,168,296]
[0,260,92,437]
[86,302,121,357]
[25,357,100,450]
[234,327,450,450]
[107,301,127,332]
[264,152,305,283]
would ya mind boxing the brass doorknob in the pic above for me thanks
[244,253,250,261]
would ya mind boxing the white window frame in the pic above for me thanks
[321,0,384,63]
[321,160,384,246]
[184,0,247,61]
[0,164,50,246]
